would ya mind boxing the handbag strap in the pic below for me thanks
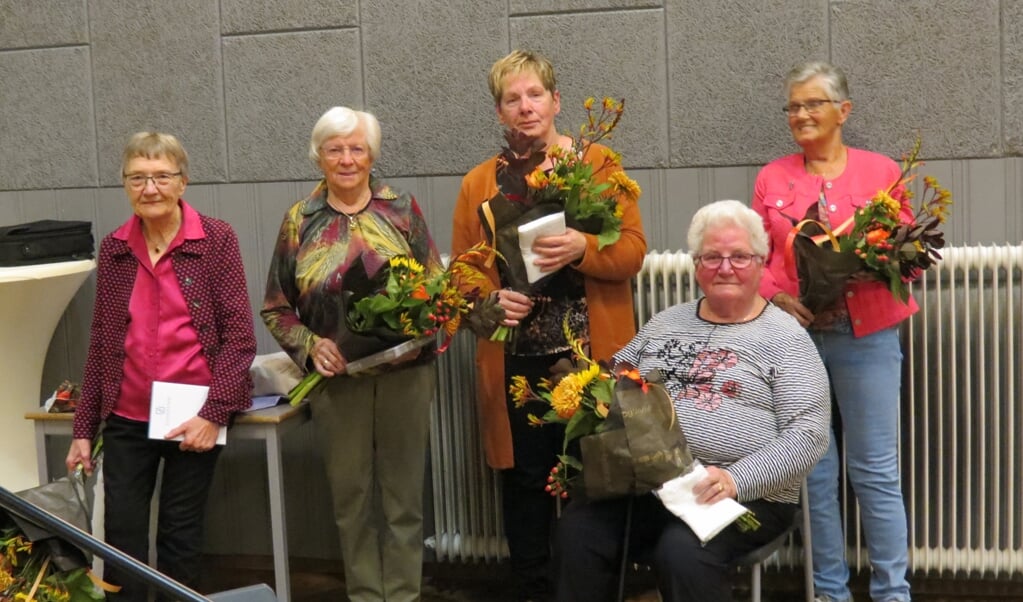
[783,218,844,281]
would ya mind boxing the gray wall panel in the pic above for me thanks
[223,30,362,182]
[90,0,227,185]
[510,0,662,13]
[0,0,88,48]
[832,0,1001,159]
[667,0,828,167]
[361,0,508,177]
[511,9,669,169]
[1004,0,1023,154]
[0,47,96,189]
[221,0,358,34]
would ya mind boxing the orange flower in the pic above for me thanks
[410,284,430,301]
[525,167,548,190]
[865,228,890,246]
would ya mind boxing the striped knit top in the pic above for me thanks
[614,300,830,504]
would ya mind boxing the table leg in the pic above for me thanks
[265,429,291,602]
[35,427,49,485]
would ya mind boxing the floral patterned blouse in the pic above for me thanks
[261,177,442,370]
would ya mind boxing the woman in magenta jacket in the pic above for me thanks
[751,61,914,602]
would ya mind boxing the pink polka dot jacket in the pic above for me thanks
[72,208,257,440]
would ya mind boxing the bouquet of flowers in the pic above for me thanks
[788,137,952,312]
[287,245,493,405]
[510,319,693,501]
[3,440,114,601]
[478,96,642,296]
[512,320,761,541]
[0,525,108,601]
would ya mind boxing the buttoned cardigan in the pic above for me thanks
[752,147,918,337]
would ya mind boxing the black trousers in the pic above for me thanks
[501,351,570,600]
[102,415,222,602]
[554,492,797,602]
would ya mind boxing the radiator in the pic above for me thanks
[428,245,1023,576]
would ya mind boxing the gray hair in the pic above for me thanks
[687,200,769,257]
[785,61,850,101]
[308,106,382,163]
[121,131,189,178]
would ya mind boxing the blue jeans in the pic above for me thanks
[808,327,911,602]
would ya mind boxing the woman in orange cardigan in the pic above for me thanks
[451,49,645,601]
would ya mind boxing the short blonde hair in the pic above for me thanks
[121,132,189,178]
[488,50,557,105]
[687,200,769,257]
[308,106,382,163]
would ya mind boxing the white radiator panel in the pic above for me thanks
[428,245,1023,576]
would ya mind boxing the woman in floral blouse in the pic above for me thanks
[262,106,442,601]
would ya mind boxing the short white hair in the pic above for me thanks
[308,106,382,163]
[687,200,769,257]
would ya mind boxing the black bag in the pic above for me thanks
[0,219,94,266]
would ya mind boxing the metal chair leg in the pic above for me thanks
[750,562,762,602]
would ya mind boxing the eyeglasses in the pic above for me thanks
[696,253,760,270]
[782,99,842,116]
[321,145,369,161]
[123,172,182,189]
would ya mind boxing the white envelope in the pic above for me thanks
[148,381,227,445]
[653,461,749,543]
[517,211,566,283]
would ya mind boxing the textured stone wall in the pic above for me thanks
[1,0,1019,187]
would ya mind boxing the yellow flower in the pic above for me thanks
[608,171,641,203]
[874,190,901,219]
[509,375,532,408]
[389,255,424,275]
[550,374,585,419]
[527,413,546,427]
[600,147,622,168]
[583,97,596,110]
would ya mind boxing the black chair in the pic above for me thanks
[732,478,813,602]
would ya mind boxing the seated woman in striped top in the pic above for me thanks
[555,200,831,602]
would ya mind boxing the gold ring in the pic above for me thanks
[717,483,724,493]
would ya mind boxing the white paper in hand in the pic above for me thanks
[517,211,566,283]
[148,381,227,445]
[653,462,749,543]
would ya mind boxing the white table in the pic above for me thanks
[25,401,310,602]
[0,259,94,491]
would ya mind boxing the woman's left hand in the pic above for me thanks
[694,465,736,504]
[166,416,221,452]
[531,228,587,273]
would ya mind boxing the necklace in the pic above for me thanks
[330,189,372,217]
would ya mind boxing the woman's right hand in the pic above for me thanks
[495,288,534,326]
[311,337,347,377]
[66,438,94,476]
[771,292,814,327]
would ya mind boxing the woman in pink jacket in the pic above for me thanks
[752,61,914,602]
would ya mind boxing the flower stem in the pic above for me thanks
[288,372,325,406]
[736,511,761,532]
